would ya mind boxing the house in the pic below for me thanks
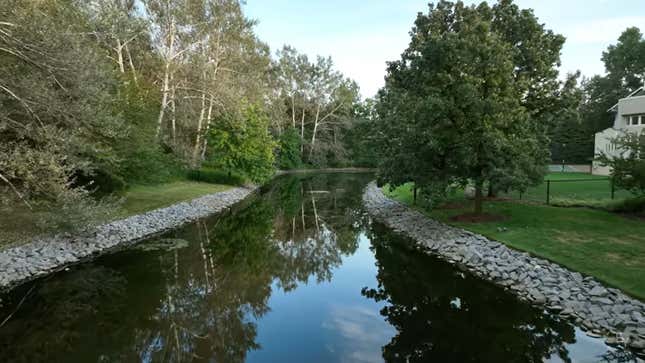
[592,87,645,175]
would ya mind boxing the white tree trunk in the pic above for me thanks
[300,109,306,155]
[125,43,138,85]
[201,95,214,160]
[310,104,321,158]
[170,74,177,145]
[192,90,207,166]
[115,39,125,73]
[155,18,176,139]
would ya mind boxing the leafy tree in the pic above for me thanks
[0,0,126,224]
[597,133,645,195]
[206,105,276,183]
[581,27,645,137]
[375,1,554,214]
[548,73,591,164]
[271,46,362,167]
[276,127,303,170]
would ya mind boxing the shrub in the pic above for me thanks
[187,168,248,186]
[276,127,302,170]
[206,105,277,183]
[607,195,645,214]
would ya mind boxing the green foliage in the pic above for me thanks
[375,1,555,214]
[187,168,248,186]
[581,27,645,137]
[112,77,184,186]
[608,195,645,214]
[597,132,645,195]
[276,127,302,170]
[385,184,645,299]
[270,46,363,168]
[206,105,276,183]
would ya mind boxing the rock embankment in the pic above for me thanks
[0,186,255,292]
[363,182,645,351]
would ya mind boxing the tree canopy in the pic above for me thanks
[0,0,369,237]
[374,0,561,214]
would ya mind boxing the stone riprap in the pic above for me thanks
[363,182,645,351]
[0,186,255,292]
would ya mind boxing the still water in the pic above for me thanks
[0,173,640,362]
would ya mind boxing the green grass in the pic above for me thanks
[0,181,232,250]
[499,172,632,203]
[119,181,231,217]
[384,183,645,300]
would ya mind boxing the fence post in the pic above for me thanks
[611,178,615,200]
[546,180,551,205]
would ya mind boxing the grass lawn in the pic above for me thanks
[0,181,231,250]
[118,181,231,217]
[384,182,645,300]
[498,172,632,203]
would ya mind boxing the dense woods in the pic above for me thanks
[0,0,369,231]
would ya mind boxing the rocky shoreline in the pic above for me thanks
[0,186,256,292]
[363,182,645,351]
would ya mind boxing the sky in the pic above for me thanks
[244,0,645,98]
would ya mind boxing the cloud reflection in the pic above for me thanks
[323,304,395,363]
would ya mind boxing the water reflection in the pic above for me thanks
[362,224,640,363]
[0,173,372,362]
[0,173,637,362]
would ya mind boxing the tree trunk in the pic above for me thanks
[125,43,138,85]
[192,90,207,166]
[474,180,484,215]
[487,182,496,198]
[115,39,125,73]
[413,183,418,205]
[310,105,321,160]
[169,75,177,145]
[291,94,296,128]
[155,19,176,140]
[300,108,305,156]
[201,95,214,160]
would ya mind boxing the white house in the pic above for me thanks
[592,87,645,175]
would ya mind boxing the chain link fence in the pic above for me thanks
[499,173,632,205]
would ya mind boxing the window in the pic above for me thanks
[626,114,645,126]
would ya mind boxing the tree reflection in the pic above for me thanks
[362,224,577,363]
[0,173,373,362]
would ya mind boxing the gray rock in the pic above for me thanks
[362,182,645,347]
[0,186,255,292]
[589,286,608,297]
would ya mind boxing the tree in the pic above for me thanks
[597,132,645,195]
[0,0,128,226]
[271,46,362,167]
[276,127,302,170]
[581,27,645,138]
[206,105,276,183]
[374,1,554,214]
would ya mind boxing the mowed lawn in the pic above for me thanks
[119,181,231,217]
[498,172,632,203]
[384,183,645,300]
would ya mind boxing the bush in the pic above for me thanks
[607,195,645,214]
[187,168,248,186]
[276,127,302,170]
[206,105,276,183]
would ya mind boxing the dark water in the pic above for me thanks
[0,173,640,363]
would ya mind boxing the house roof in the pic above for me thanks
[608,87,645,112]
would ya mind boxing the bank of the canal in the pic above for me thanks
[0,186,256,292]
[1,173,637,362]
[363,181,645,352]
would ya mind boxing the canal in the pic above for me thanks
[0,173,638,362]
